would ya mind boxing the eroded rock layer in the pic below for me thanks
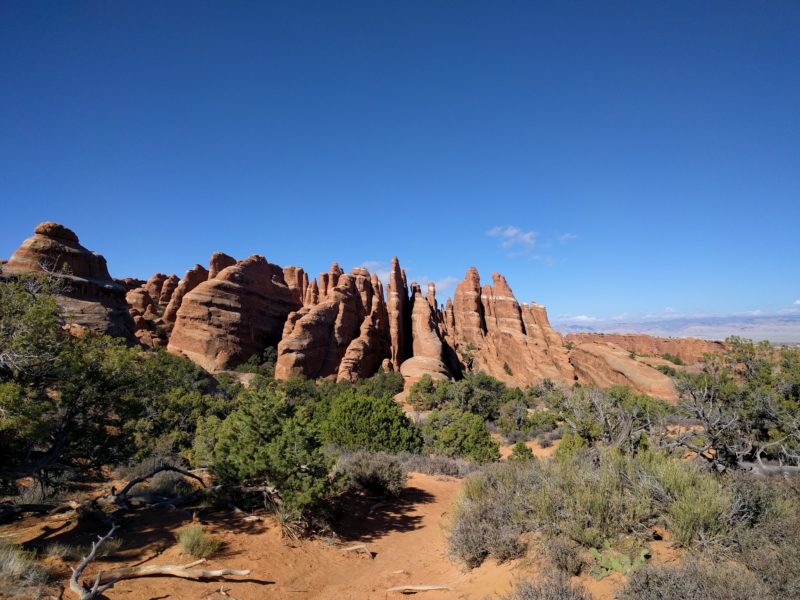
[565,333,725,364]
[167,255,302,371]
[275,265,390,382]
[3,222,136,341]
[441,269,575,386]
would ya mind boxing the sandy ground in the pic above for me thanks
[1,471,675,600]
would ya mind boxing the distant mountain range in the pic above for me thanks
[553,314,800,344]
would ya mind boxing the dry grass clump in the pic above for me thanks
[544,536,585,576]
[176,525,223,558]
[501,575,591,600]
[43,537,122,560]
[618,562,769,600]
[0,541,48,595]
[395,452,479,478]
[337,450,408,496]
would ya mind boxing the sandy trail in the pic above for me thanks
[1,471,645,599]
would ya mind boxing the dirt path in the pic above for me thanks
[2,472,641,599]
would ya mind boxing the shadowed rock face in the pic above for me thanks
[167,255,302,371]
[3,222,136,341]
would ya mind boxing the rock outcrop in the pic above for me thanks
[442,268,574,386]
[399,282,451,381]
[569,340,678,401]
[167,255,301,371]
[565,333,725,364]
[275,265,390,381]
[208,252,236,279]
[386,257,410,366]
[2,222,136,341]
[162,264,209,326]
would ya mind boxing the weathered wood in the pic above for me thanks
[386,584,452,594]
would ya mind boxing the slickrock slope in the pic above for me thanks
[275,266,390,382]
[167,255,302,371]
[565,333,725,364]
[569,340,678,401]
[441,269,574,386]
[2,222,136,340]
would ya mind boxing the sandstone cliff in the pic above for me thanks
[167,254,301,371]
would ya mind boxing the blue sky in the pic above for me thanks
[2,1,798,322]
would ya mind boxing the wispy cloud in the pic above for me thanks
[558,233,579,244]
[795,299,800,306]
[555,314,601,324]
[487,225,537,249]
[358,260,391,284]
[417,275,459,295]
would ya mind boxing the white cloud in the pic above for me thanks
[487,225,537,249]
[795,299,800,306]
[559,233,579,244]
[554,314,600,324]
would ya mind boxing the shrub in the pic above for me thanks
[408,374,438,410]
[662,353,684,365]
[509,442,534,462]
[44,537,122,560]
[322,389,422,453]
[619,562,769,600]
[503,362,513,376]
[537,435,553,448]
[553,432,587,461]
[0,541,48,593]
[203,388,336,516]
[337,451,407,496]
[501,575,591,600]
[422,407,500,464]
[657,364,677,377]
[177,525,223,558]
[395,453,479,478]
[545,536,585,576]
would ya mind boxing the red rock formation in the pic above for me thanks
[162,264,209,326]
[337,274,391,382]
[208,252,236,279]
[565,333,724,364]
[283,266,308,306]
[144,273,168,307]
[275,266,389,381]
[158,274,180,306]
[386,257,410,367]
[167,255,301,371]
[3,222,136,340]
[442,268,574,386]
[569,340,678,401]
[399,282,451,381]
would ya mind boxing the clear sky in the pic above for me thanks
[2,1,798,322]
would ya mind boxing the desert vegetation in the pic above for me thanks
[3,271,800,598]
